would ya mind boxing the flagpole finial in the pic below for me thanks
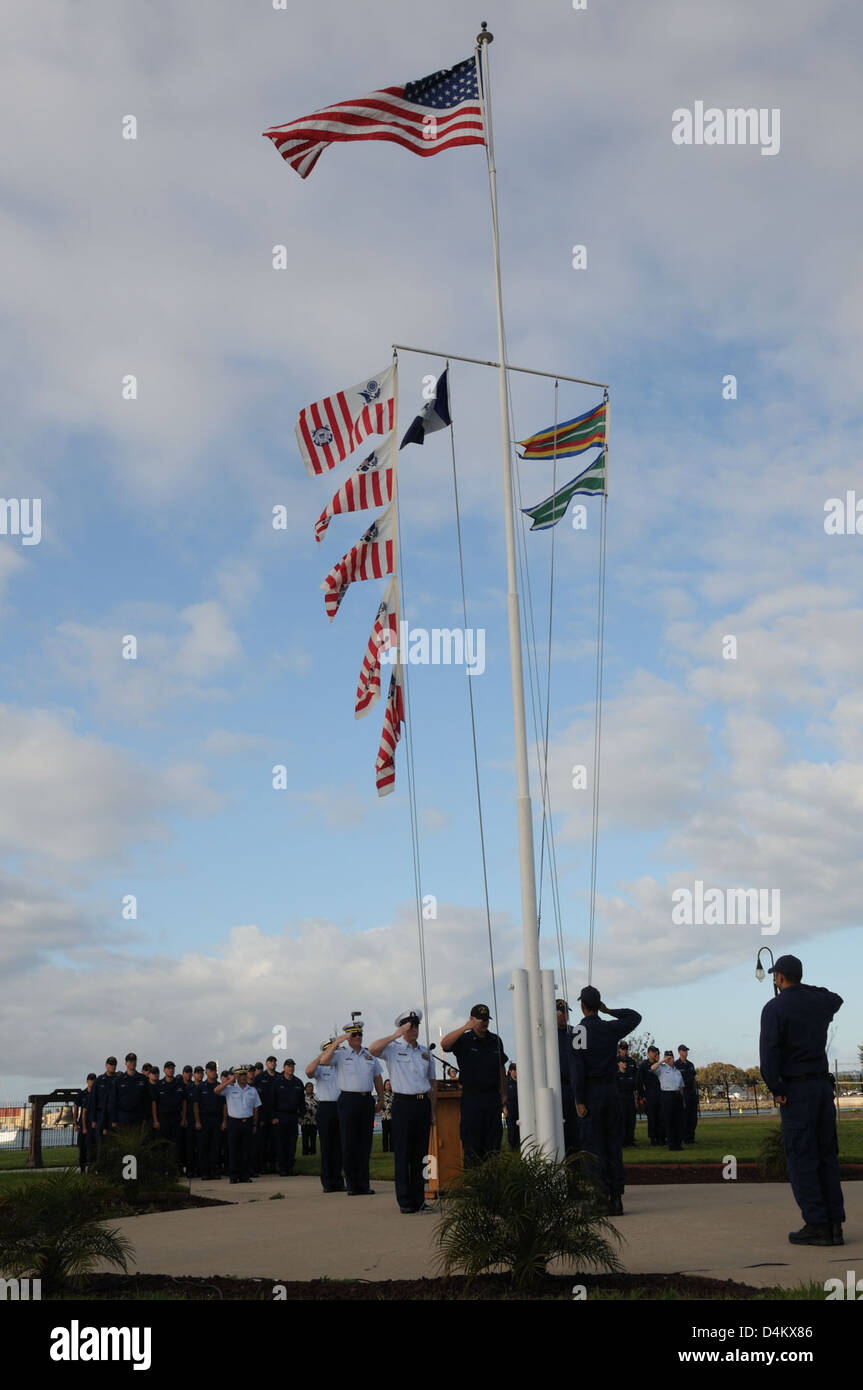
[477,20,493,44]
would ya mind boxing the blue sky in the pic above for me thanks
[1,0,861,1096]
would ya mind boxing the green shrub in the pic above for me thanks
[757,1126,788,1179]
[436,1145,622,1291]
[90,1125,184,1200]
[0,1170,133,1294]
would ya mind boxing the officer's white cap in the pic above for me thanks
[395,1007,423,1027]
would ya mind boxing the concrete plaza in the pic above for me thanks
[94,1174,861,1292]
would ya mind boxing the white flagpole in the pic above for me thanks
[587,394,609,982]
[475,22,555,1154]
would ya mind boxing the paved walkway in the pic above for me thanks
[94,1174,861,1290]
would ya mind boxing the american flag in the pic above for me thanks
[356,577,399,720]
[321,504,395,621]
[314,434,393,543]
[263,58,485,180]
[297,366,394,477]
[376,667,405,798]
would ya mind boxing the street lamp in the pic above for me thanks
[755,947,779,997]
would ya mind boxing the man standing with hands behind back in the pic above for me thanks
[759,954,845,1246]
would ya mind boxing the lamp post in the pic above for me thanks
[755,947,779,998]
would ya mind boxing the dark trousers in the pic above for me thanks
[156,1113,183,1171]
[644,1094,665,1144]
[578,1082,625,1201]
[683,1092,698,1141]
[391,1095,430,1211]
[227,1116,255,1179]
[301,1123,317,1155]
[275,1114,299,1173]
[198,1116,222,1177]
[561,1086,579,1155]
[781,1079,845,1226]
[460,1092,502,1165]
[337,1092,374,1193]
[661,1091,684,1149]
[381,1118,393,1152]
[506,1117,519,1150]
[77,1127,94,1170]
[317,1100,344,1191]
[184,1117,198,1176]
[620,1093,636,1145]
[260,1115,276,1172]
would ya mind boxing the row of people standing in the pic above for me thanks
[72,1055,319,1181]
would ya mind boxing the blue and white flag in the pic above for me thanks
[400,369,451,448]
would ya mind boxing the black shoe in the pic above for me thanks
[399,1206,417,1214]
[609,1194,624,1216]
[788,1223,832,1246]
[278,1170,288,1177]
[831,1222,844,1246]
[240,1177,253,1184]
[230,1177,239,1184]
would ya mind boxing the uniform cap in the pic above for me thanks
[106,1056,117,1066]
[283,1058,295,1067]
[125,1052,137,1062]
[678,1045,689,1052]
[470,1004,491,1019]
[578,985,601,1009]
[344,1019,364,1033]
[320,1039,334,1052]
[555,999,570,1012]
[769,954,803,978]
[164,1061,175,1070]
[618,1041,629,1050]
[395,1007,423,1027]
[86,1072,97,1081]
[205,1062,217,1071]
[182,1066,193,1075]
[193,1066,204,1075]
[234,1065,249,1076]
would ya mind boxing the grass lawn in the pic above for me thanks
[623,1114,863,1164]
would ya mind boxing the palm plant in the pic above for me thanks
[0,1170,133,1294]
[436,1144,622,1291]
[90,1125,183,1199]
[757,1126,788,1179]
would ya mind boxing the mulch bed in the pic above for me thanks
[61,1271,772,1301]
[624,1163,863,1184]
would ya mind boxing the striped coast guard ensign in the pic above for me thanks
[375,667,405,797]
[355,577,398,719]
[321,505,395,621]
[314,434,394,543]
[263,58,485,180]
[297,366,395,477]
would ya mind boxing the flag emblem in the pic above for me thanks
[312,426,334,446]
[360,380,382,404]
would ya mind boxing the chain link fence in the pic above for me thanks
[0,1101,79,1153]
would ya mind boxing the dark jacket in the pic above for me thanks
[569,1009,642,1106]
[759,983,843,1096]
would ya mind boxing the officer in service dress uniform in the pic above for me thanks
[306,1040,345,1192]
[319,1019,384,1196]
[369,1009,437,1213]
[441,1005,508,1165]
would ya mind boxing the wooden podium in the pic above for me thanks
[428,1083,463,1196]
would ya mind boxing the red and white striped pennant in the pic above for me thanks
[314,433,393,543]
[355,577,398,719]
[375,665,405,797]
[321,504,395,621]
[296,366,394,477]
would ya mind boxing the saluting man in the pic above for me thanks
[441,1005,508,1165]
[369,1009,437,1213]
[319,1019,383,1196]
[215,1065,261,1184]
[570,985,642,1216]
[306,1039,345,1192]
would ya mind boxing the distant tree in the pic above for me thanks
[743,1067,766,1091]
[625,1031,656,1065]
[695,1062,748,1091]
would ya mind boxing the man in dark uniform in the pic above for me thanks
[180,1066,196,1176]
[255,1056,279,1174]
[570,985,642,1216]
[194,1062,226,1179]
[675,1045,699,1143]
[73,1073,97,1171]
[115,1052,149,1130]
[759,953,845,1246]
[153,1061,186,1170]
[146,1065,160,1139]
[442,1004,507,1165]
[636,1045,665,1146]
[504,1063,519,1150]
[92,1057,119,1154]
[556,1000,579,1154]
[273,1059,306,1175]
[617,1042,638,1146]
